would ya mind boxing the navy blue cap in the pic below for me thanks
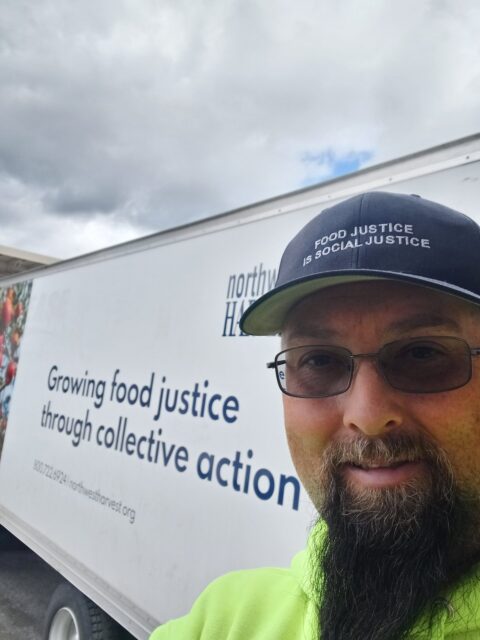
[240,191,480,335]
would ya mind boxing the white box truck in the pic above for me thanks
[0,134,479,639]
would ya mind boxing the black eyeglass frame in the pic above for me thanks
[266,336,480,399]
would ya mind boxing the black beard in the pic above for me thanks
[310,432,476,640]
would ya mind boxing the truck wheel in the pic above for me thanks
[44,582,128,640]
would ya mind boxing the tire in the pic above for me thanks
[43,582,131,640]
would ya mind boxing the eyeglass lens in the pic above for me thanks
[275,337,472,398]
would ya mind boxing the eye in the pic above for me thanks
[397,341,449,363]
[408,345,443,360]
[299,350,341,368]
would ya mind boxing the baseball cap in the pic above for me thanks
[240,191,480,335]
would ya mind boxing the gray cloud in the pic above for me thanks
[1,0,480,257]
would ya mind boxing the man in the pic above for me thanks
[151,192,480,639]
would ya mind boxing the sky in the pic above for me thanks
[1,0,480,259]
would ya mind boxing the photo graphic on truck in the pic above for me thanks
[0,280,32,459]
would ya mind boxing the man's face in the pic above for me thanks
[281,280,480,509]
[281,280,480,639]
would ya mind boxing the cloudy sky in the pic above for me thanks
[1,0,480,259]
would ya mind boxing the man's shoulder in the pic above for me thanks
[197,561,308,609]
[150,550,313,640]
[206,561,303,592]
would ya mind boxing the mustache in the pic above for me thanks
[323,431,445,469]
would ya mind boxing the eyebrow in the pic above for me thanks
[282,325,339,342]
[387,313,461,334]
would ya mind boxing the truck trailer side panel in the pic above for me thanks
[0,135,479,638]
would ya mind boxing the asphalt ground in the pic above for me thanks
[0,537,63,640]
[0,547,62,639]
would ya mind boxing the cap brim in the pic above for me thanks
[239,270,480,336]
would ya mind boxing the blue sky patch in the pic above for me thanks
[301,149,374,187]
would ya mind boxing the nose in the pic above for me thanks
[342,359,404,436]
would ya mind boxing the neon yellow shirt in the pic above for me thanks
[150,526,480,639]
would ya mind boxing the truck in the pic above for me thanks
[0,133,479,639]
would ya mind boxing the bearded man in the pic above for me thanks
[150,192,480,639]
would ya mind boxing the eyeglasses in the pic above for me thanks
[267,336,480,398]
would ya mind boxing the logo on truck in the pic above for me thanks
[222,263,277,337]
